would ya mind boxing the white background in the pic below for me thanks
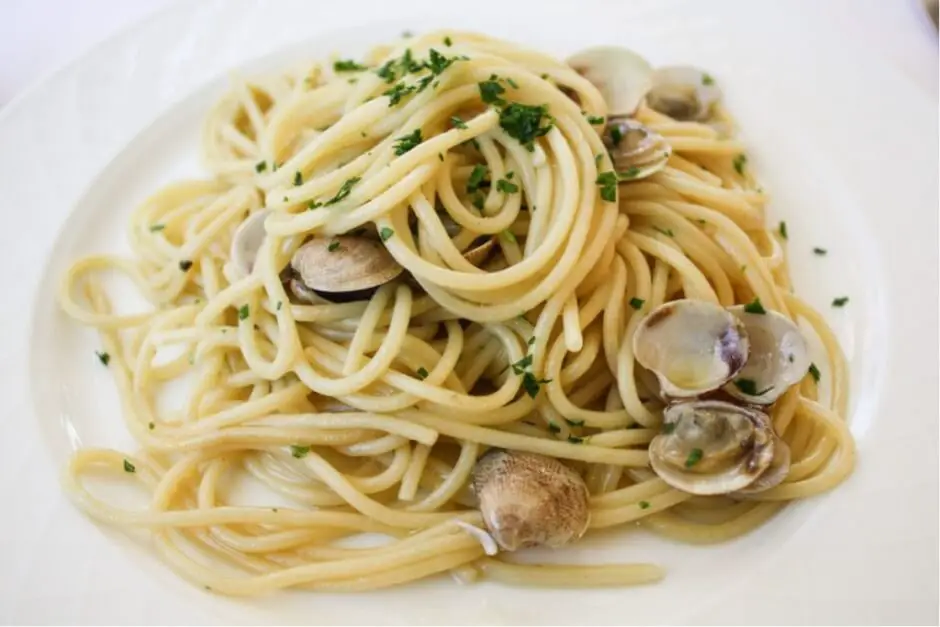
[1,0,937,107]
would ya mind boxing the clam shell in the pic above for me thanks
[605,117,671,181]
[229,210,270,279]
[724,306,811,405]
[647,66,722,122]
[290,235,403,293]
[632,299,749,398]
[649,401,775,496]
[567,46,653,117]
[471,449,590,552]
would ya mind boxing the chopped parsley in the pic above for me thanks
[324,176,361,205]
[619,166,641,180]
[743,298,767,314]
[733,154,747,175]
[425,48,456,75]
[567,435,584,444]
[522,372,551,398]
[307,200,323,210]
[450,115,468,129]
[702,73,715,86]
[629,297,645,310]
[293,171,303,186]
[596,171,618,202]
[178,259,193,271]
[813,247,828,255]
[376,59,398,83]
[506,77,520,89]
[290,445,310,459]
[123,459,136,473]
[276,301,283,311]
[586,114,605,125]
[384,82,416,106]
[511,354,533,374]
[832,296,849,307]
[444,36,453,46]
[733,378,773,396]
[470,192,484,210]
[778,221,788,240]
[255,160,267,173]
[501,229,517,243]
[478,79,506,105]
[639,500,651,509]
[333,59,367,72]
[466,164,489,193]
[393,128,423,156]
[527,336,536,345]
[652,226,675,237]
[609,125,624,146]
[148,422,155,430]
[808,362,821,383]
[498,103,552,150]
[564,418,585,427]
[149,224,165,232]
[684,448,704,468]
[416,367,429,380]
[662,422,677,434]
[95,351,110,366]
[379,227,394,242]
[547,422,561,434]
[238,304,250,320]
[327,240,341,252]
[496,178,519,194]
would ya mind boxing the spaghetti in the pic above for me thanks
[58,31,855,594]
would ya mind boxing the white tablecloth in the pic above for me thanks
[1,0,936,106]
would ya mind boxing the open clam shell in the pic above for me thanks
[566,46,653,117]
[632,299,749,399]
[734,434,791,496]
[647,66,722,122]
[649,401,776,496]
[229,210,270,279]
[724,306,811,405]
[604,117,671,181]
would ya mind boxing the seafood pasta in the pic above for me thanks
[58,31,854,594]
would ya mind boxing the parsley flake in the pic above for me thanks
[501,229,517,243]
[466,164,489,193]
[702,73,715,86]
[416,367,429,380]
[547,422,561,434]
[733,154,747,175]
[733,378,773,397]
[743,298,767,314]
[149,224,165,232]
[808,363,821,383]
[325,176,361,205]
[685,448,704,468]
[238,304,249,320]
[586,114,605,125]
[293,171,303,186]
[652,226,675,237]
[499,103,552,151]
[123,459,136,473]
[379,227,394,242]
[629,297,645,310]
[450,115,468,129]
[478,79,506,105]
[639,500,651,509]
[333,59,367,72]
[384,82,416,106]
[496,178,519,194]
[393,128,423,156]
[327,240,341,252]
[813,247,828,255]
[779,221,788,240]
[290,445,310,459]
[444,36,453,46]
[95,351,110,366]
[178,259,193,271]
[567,435,584,444]
[596,171,618,202]
[564,418,585,427]
[832,297,849,307]
[255,160,267,173]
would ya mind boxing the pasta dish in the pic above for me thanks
[58,31,855,594]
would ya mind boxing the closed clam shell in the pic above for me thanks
[471,449,590,552]
[290,235,403,293]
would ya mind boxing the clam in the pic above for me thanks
[229,210,270,279]
[649,401,775,495]
[735,434,791,496]
[566,46,653,117]
[632,299,749,399]
[723,305,811,405]
[647,66,722,122]
[437,213,495,267]
[604,118,672,180]
[289,235,404,302]
[471,449,590,552]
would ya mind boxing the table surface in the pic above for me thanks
[1,0,937,108]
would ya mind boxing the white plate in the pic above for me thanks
[2,0,937,624]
